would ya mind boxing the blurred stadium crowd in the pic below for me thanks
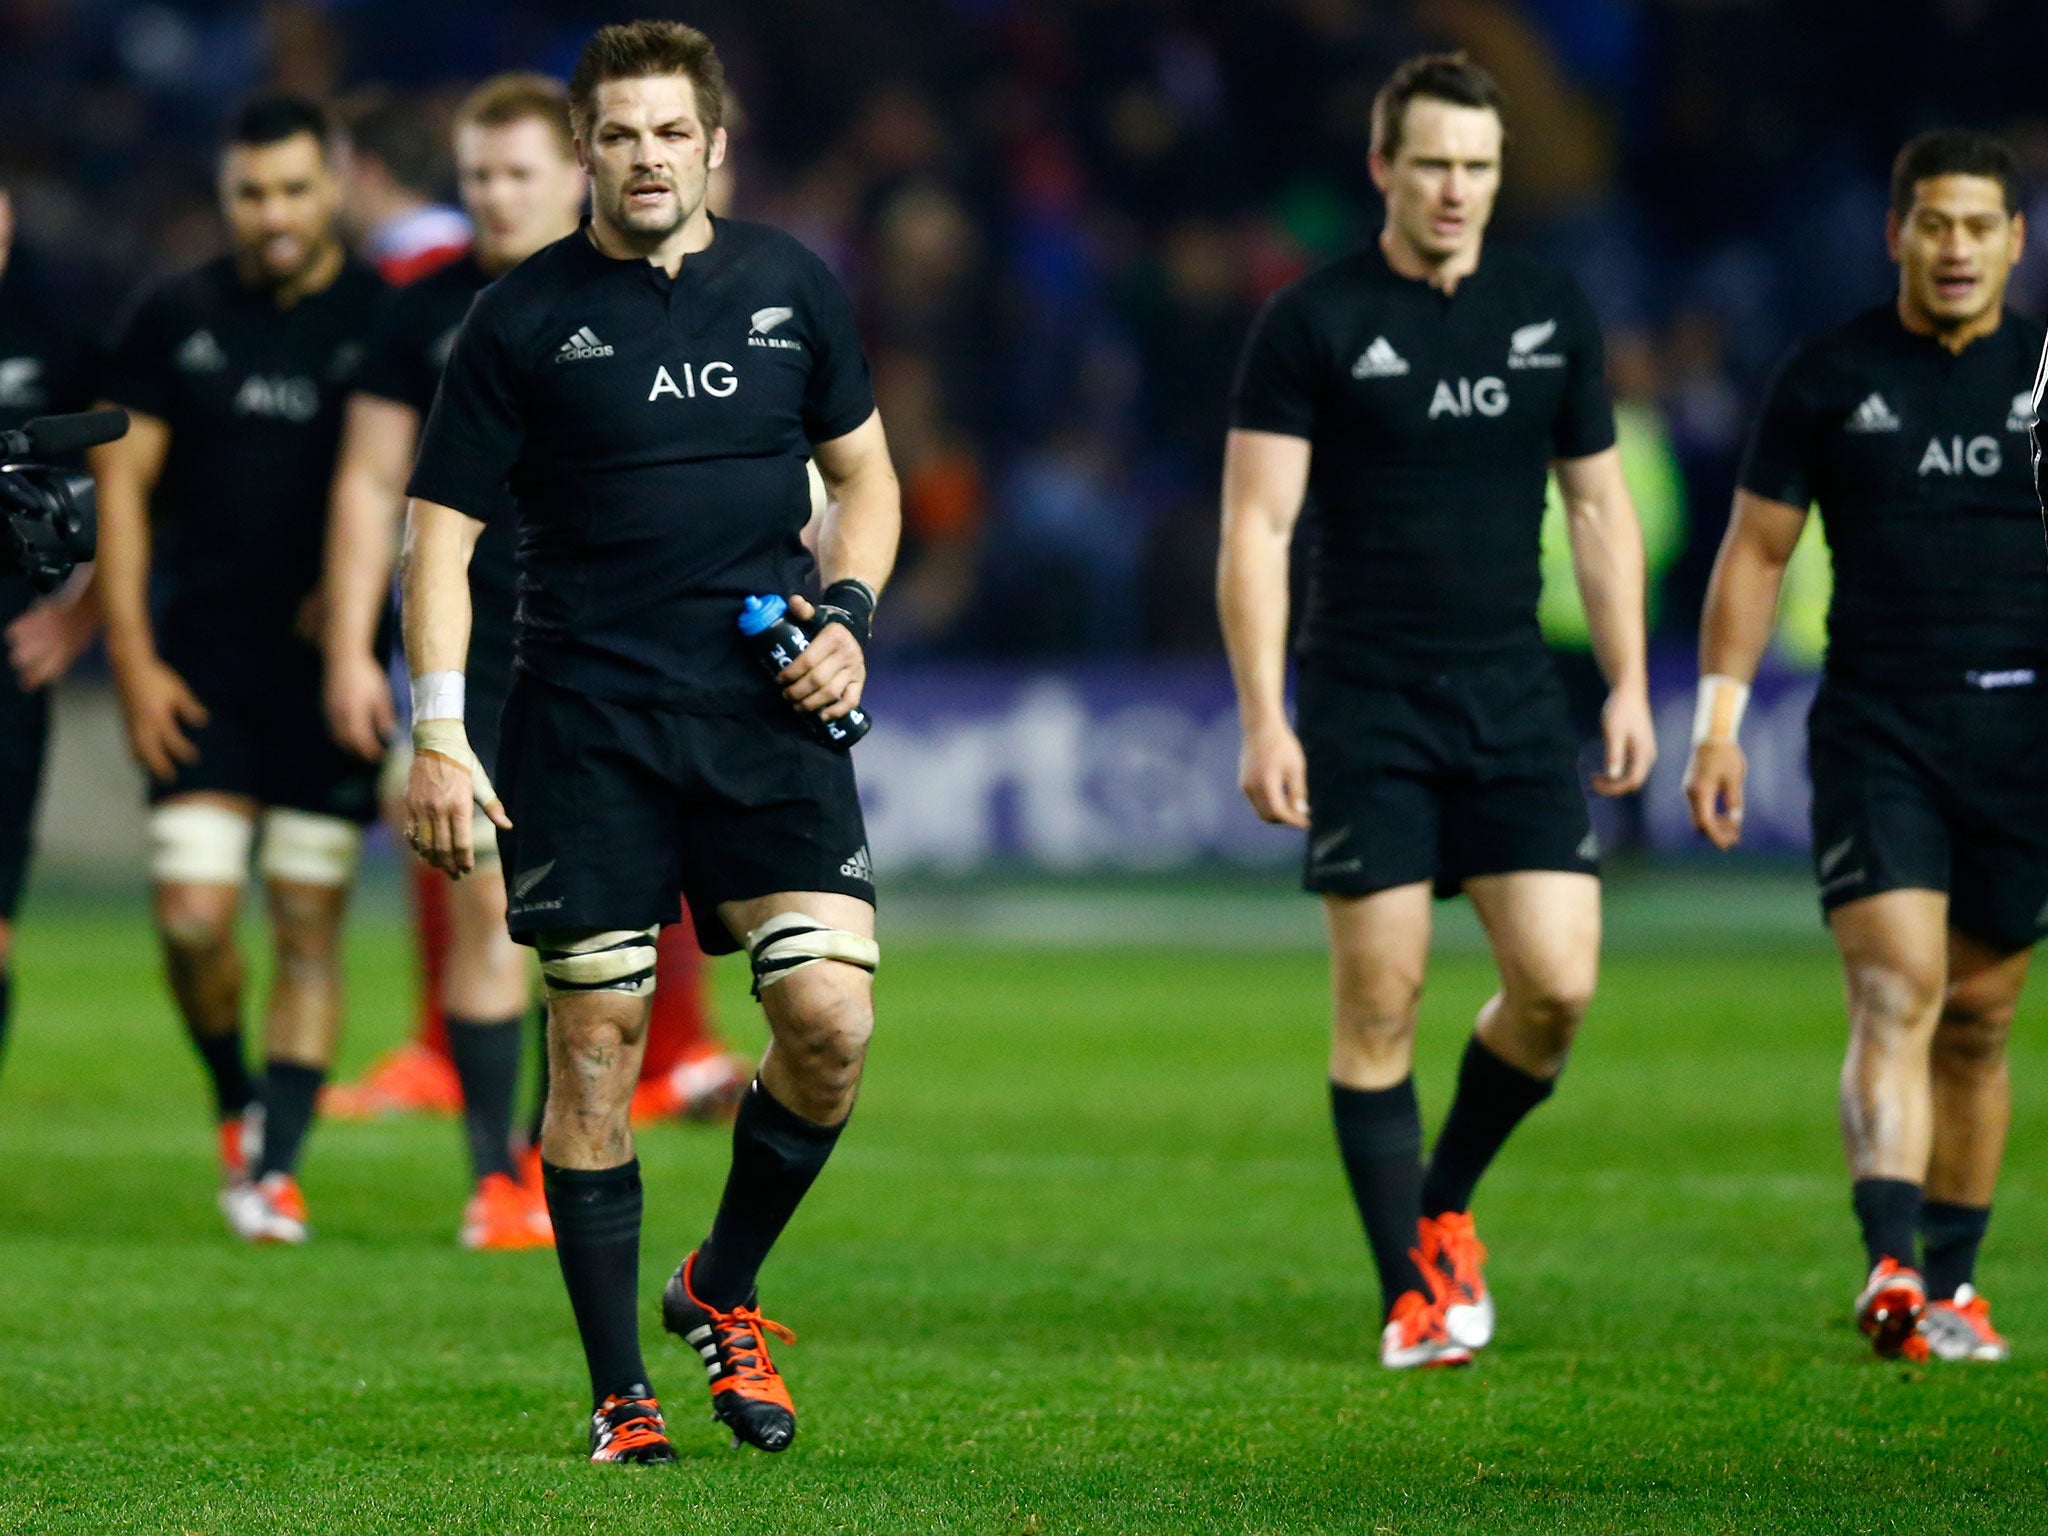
[5,0,2048,662]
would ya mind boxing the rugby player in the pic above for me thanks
[401,22,898,1461]
[91,97,389,1243]
[323,73,590,1250]
[1220,53,1654,1369]
[0,185,100,1076]
[1689,130,2041,1364]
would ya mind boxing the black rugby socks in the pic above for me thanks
[543,1158,651,1407]
[691,1080,845,1311]
[1852,1177,1924,1272]
[447,1014,523,1182]
[1330,1078,1429,1316]
[1922,1201,1991,1301]
[1421,1035,1556,1217]
[194,1029,256,1122]
[255,1060,324,1179]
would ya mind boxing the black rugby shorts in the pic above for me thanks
[148,636,379,825]
[1807,680,2048,953]
[0,668,50,920]
[1298,655,1597,900]
[495,673,874,955]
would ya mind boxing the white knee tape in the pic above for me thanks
[536,927,659,998]
[258,809,363,887]
[149,802,255,885]
[745,911,880,996]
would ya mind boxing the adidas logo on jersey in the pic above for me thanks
[1843,393,1900,433]
[555,326,614,362]
[177,329,227,373]
[839,845,873,882]
[1351,336,1410,378]
[2007,391,2035,433]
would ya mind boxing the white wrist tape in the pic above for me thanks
[411,670,465,723]
[413,717,500,809]
[1692,674,1751,747]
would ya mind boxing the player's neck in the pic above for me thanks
[1897,292,2003,354]
[1379,225,1482,294]
[479,221,581,278]
[587,205,715,276]
[242,239,344,308]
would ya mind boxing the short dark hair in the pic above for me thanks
[568,20,727,140]
[1371,52,1506,161]
[1890,129,2020,217]
[227,94,333,156]
[344,95,442,195]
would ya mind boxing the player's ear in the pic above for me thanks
[1883,208,1903,263]
[708,125,728,173]
[1367,148,1390,195]
[2008,210,2026,267]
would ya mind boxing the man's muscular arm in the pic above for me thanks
[399,495,504,876]
[322,393,420,760]
[1219,428,1312,829]
[88,407,205,781]
[781,409,901,720]
[1685,489,1808,849]
[1553,445,1656,796]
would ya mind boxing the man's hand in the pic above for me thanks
[777,593,866,721]
[1239,717,1310,829]
[404,719,511,879]
[325,649,396,762]
[1593,683,1657,797]
[1684,739,1747,850]
[6,599,96,691]
[116,655,208,781]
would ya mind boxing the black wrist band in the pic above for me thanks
[815,578,877,647]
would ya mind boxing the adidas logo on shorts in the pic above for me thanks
[556,326,614,362]
[1843,392,1900,433]
[839,845,872,882]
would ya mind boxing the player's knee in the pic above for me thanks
[1516,974,1595,1039]
[269,886,345,978]
[1933,993,2013,1071]
[155,892,236,958]
[778,991,873,1102]
[1844,957,1944,1038]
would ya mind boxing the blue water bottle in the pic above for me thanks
[738,594,873,751]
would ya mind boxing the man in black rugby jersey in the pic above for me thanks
[1220,53,1655,1370]
[1691,130,2044,1365]
[90,97,390,1245]
[322,73,588,1252]
[401,22,899,1463]
[0,185,100,1081]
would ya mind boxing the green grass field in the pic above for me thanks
[2,877,2046,1534]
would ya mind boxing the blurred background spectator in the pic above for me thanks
[5,0,2046,664]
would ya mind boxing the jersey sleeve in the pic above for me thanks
[96,284,180,422]
[1550,279,1616,460]
[352,289,433,416]
[1738,344,1822,510]
[801,258,877,444]
[407,295,523,523]
[1229,287,1322,438]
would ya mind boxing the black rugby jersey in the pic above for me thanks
[1230,242,1615,683]
[409,218,875,710]
[0,246,97,626]
[100,255,390,659]
[353,252,516,677]
[1741,305,2048,691]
